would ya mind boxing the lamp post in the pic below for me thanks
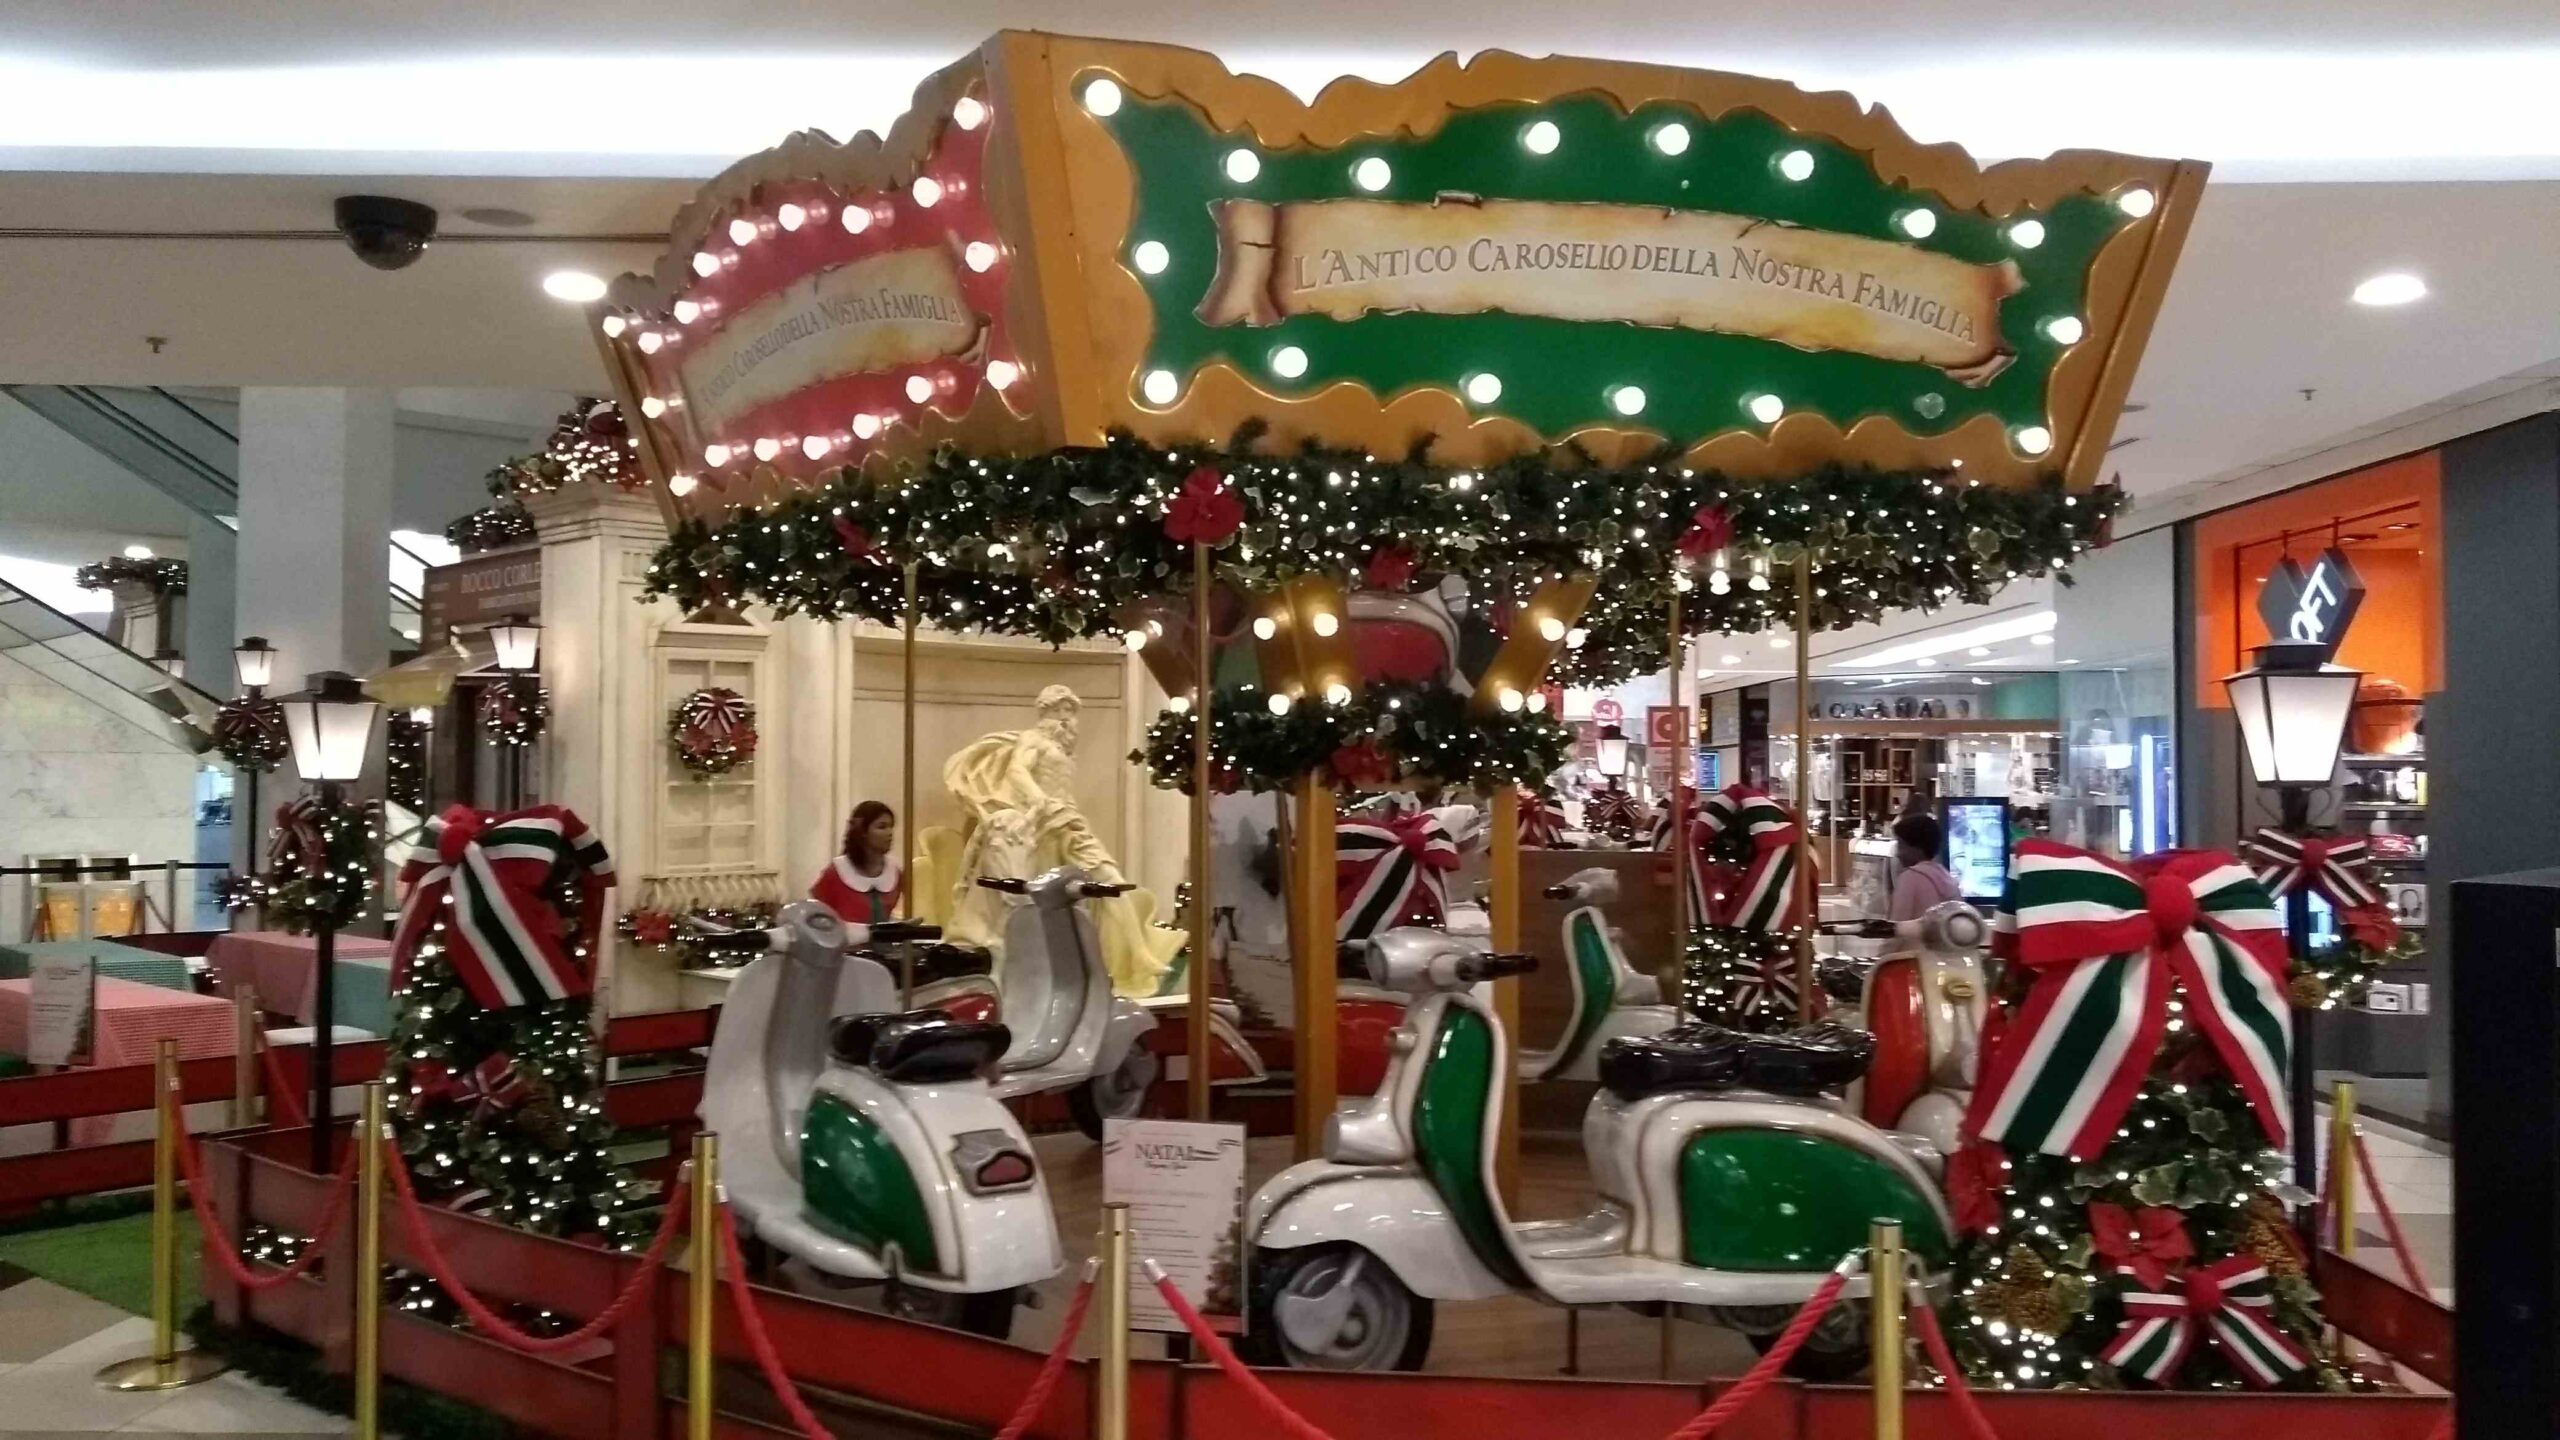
[1595,722,1634,843]
[2222,639,2363,1195]
[281,671,379,1169]
[232,638,279,915]
[488,614,540,808]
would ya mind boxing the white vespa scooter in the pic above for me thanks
[1244,929,1951,1376]
[964,868,1265,1136]
[1516,867,1682,1083]
[698,902,1060,1337]
[1843,900,1989,1156]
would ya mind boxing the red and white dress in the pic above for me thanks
[811,853,902,927]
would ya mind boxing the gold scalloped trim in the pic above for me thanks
[1028,32,2203,490]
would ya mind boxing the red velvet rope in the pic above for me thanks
[171,1091,358,1291]
[383,1143,690,1353]
[2349,1129,2433,1294]
[1909,1297,2003,1440]
[255,1038,310,1129]
[991,1267,1097,1440]
[714,1202,846,1440]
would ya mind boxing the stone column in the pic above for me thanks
[234,389,395,685]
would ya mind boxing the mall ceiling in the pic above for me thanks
[2,2,2556,518]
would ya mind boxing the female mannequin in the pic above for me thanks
[812,801,902,925]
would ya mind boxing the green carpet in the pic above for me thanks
[0,1209,199,1316]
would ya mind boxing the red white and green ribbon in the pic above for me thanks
[1694,784,1809,932]
[1649,785,1715,921]
[394,805,616,1010]
[1967,841,2291,1159]
[1584,788,1645,838]
[1335,811,1460,941]
[2245,828,2384,910]
[2098,1256,2312,1387]
[1518,788,1567,847]
[418,1053,533,1119]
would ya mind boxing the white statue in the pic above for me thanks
[943,685,1182,995]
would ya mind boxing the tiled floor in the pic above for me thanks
[2309,1100,2454,1303]
[0,1272,340,1438]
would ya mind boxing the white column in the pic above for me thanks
[234,388,394,686]
[184,514,237,691]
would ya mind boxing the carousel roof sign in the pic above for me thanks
[595,32,2202,524]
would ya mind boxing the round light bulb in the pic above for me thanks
[842,206,872,235]
[801,435,831,460]
[1521,120,1561,155]
[1536,615,1566,642]
[1270,345,1309,379]
[1610,384,1647,416]
[905,375,935,404]
[852,414,881,439]
[752,437,782,462]
[1082,78,1123,116]
[1141,369,1181,405]
[692,251,720,278]
[1747,393,1784,424]
[2044,315,2086,345]
[1651,122,1691,156]
[1168,694,1191,714]
[1498,687,1524,713]
[1352,157,1392,192]
[1776,149,1816,182]
[776,203,806,232]
[986,359,1020,390]
[728,218,758,246]
[640,396,668,419]
[953,97,987,131]
[672,299,701,324]
[964,241,1000,272]
[1527,690,1549,713]
[1267,691,1293,716]
[910,177,943,208]
[2117,187,2156,218]
[1463,372,1503,405]
[599,315,626,337]
[2008,218,2046,249]
[1123,629,1148,651]
[1132,239,1170,275]
[1898,208,1939,239]
[1565,627,1588,650]
[1224,148,1261,183]
[668,474,698,497]
[1310,611,1339,637]
[636,331,663,353]
[2014,425,2054,456]
[1252,616,1279,640]
[703,443,731,467]
[1325,682,1353,706]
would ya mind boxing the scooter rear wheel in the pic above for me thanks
[1068,1046,1160,1139]
[1742,1298,1869,1381]
[1242,1243,1433,1372]
[887,1280,1023,1341]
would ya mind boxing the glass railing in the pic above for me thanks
[0,576,224,756]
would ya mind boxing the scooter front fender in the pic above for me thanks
[1249,1160,1513,1303]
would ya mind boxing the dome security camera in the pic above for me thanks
[333,195,439,271]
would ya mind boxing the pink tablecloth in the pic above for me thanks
[0,975,236,1142]
[206,930,394,1025]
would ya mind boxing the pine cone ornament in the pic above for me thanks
[2288,971,2331,1009]
[2243,1194,2307,1278]
[1968,1245,2078,1337]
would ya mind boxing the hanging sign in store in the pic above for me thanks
[594,35,2202,523]
[1101,1117,1249,1335]
[2255,546,2366,662]
[421,552,542,652]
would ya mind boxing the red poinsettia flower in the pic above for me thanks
[1363,544,1419,591]
[2343,904,2400,953]
[629,910,675,946]
[1676,504,1735,562]
[1210,765,1243,795]
[1164,465,1244,546]
[1328,741,1394,791]
[2089,1201,2194,1289]
[1946,1138,2008,1236]
[831,515,881,562]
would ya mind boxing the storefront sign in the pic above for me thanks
[27,951,96,1067]
[679,247,984,436]
[1102,1117,1248,1335]
[421,551,541,652]
[1199,198,2021,384]
[2256,546,2365,662]
[1645,705,1691,747]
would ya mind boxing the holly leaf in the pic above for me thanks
[2132,1163,2182,1207]
[2187,1104,2229,1143]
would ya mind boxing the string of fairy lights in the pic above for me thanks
[1131,679,1570,793]
[648,427,2116,686]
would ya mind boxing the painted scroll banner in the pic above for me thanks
[678,245,984,434]
[1197,197,2022,385]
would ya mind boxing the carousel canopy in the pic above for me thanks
[595,32,2202,529]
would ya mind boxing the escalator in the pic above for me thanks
[0,573,223,755]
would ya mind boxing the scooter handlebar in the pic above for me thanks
[1074,880,1133,898]
[687,925,785,954]
[1457,952,1538,982]
[974,877,1030,894]
[860,920,942,945]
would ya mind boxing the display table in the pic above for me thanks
[0,937,194,992]
[0,975,236,1143]
[205,930,395,1036]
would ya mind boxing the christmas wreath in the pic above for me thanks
[670,687,756,777]
[75,555,189,595]
[212,696,291,773]
[476,675,549,746]
[260,795,382,934]
[1131,680,1568,794]
[645,425,2116,688]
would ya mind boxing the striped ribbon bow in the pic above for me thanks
[266,796,328,876]
[1584,788,1645,839]
[1335,811,1460,941]
[394,805,617,1011]
[1649,786,1715,923]
[1517,788,1567,847]
[2099,1255,2312,1387]
[2245,827,2387,912]
[1967,841,2291,1159]
[1694,784,1810,932]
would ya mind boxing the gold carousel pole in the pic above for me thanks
[901,561,921,1003]
[1795,558,1817,1020]
[1187,543,1214,1122]
[1668,582,1689,956]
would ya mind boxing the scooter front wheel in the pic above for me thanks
[1241,1244,1432,1372]
[1068,1046,1160,1139]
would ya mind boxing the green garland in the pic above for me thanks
[1132,680,1569,794]
[446,501,535,555]
[2291,927,2421,1012]
[645,428,2118,686]
[261,795,382,934]
[75,555,189,595]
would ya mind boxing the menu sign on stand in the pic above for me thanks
[1101,1118,1249,1334]
[27,951,96,1067]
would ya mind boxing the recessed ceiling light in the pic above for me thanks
[1719,653,1742,666]
[122,543,154,559]
[1968,646,1990,657]
[459,206,535,229]
[541,270,606,303]
[2352,272,2427,307]
[2030,633,2055,646]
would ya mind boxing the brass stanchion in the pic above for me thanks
[1098,1203,1133,1440]
[354,1081,386,1440]
[901,561,920,1004]
[1794,560,1817,1021]
[99,1039,227,1390]
[230,985,260,1128]
[1869,1219,1905,1440]
[688,1133,720,1440]
[1187,543,1214,1122]
[2331,1080,2358,1256]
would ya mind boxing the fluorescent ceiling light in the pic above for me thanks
[1831,610,2056,669]
[2352,272,2427,306]
[541,269,607,302]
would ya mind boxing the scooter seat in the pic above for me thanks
[911,942,994,987]
[1598,1022,1875,1102]
[829,1010,1012,1084]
